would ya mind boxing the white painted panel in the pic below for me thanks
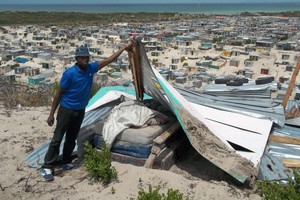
[191,103,272,135]
[236,151,260,166]
[154,69,232,149]
[208,119,268,154]
[190,103,272,166]
[86,91,136,112]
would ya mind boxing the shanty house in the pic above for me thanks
[223,48,232,57]
[39,80,54,89]
[249,52,259,61]
[175,76,187,84]
[25,68,40,77]
[175,36,193,46]
[169,64,178,70]
[15,66,28,74]
[244,60,254,67]
[3,74,16,82]
[285,65,293,72]
[38,53,52,61]
[199,42,212,50]
[0,66,10,74]
[231,50,241,56]
[171,58,180,64]
[150,51,162,57]
[229,60,240,67]
[9,49,25,57]
[260,67,269,75]
[28,75,45,85]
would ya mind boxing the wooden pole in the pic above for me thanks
[128,40,144,101]
[282,57,300,109]
[133,43,144,100]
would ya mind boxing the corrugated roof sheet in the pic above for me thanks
[258,153,293,181]
[272,125,300,138]
[268,142,300,160]
[173,85,285,127]
[267,125,300,161]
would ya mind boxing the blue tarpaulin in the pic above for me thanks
[14,57,29,63]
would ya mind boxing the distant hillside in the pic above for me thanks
[0,12,196,26]
[0,11,299,25]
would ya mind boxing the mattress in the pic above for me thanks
[111,152,146,166]
[111,140,152,158]
[115,120,176,146]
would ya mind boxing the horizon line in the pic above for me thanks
[0,2,299,5]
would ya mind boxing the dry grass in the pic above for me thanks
[0,82,52,108]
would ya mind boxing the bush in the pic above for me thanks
[212,37,222,43]
[152,59,158,64]
[257,169,300,200]
[0,82,52,108]
[180,57,186,62]
[137,185,189,200]
[90,81,103,99]
[52,79,59,95]
[84,142,118,185]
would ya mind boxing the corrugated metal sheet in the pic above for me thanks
[285,117,300,127]
[258,153,293,181]
[267,142,300,160]
[202,81,278,98]
[285,100,300,113]
[285,100,300,127]
[23,140,52,168]
[267,125,300,161]
[272,125,300,138]
[173,85,285,127]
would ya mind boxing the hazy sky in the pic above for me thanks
[1,0,298,4]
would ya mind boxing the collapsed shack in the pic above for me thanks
[24,38,300,186]
[76,95,182,169]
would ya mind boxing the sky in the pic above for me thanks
[0,0,299,4]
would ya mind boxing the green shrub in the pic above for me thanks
[152,59,158,64]
[83,142,117,185]
[180,57,186,62]
[52,79,59,96]
[257,169,300,200]
[137,185,189,200]
[90,81,102,99]
[212,37,222,43]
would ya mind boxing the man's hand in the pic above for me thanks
[47,115,55,126]
[125,41,134,51]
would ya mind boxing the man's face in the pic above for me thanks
[76,56,90,68]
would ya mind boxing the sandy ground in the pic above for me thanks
[0,106,262,200]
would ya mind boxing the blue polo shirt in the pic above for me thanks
[60,62,99,110]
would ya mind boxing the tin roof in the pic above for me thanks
[173,85,285,127]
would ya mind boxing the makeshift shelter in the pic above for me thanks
[25,38,285,184]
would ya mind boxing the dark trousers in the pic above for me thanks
[43,106,85,169]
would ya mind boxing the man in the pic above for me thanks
[41,42,132,181]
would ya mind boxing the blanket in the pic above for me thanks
[102,100,168,147]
